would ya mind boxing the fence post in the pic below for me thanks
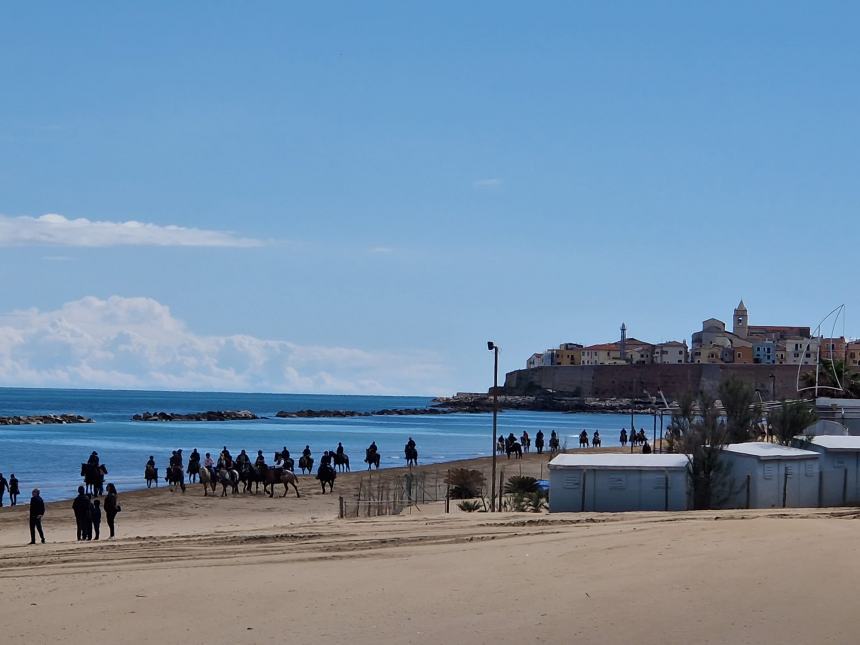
[338,496,344,519]
[498,468,505,512]
[843,468,848,505]
[745,474,751,509]
[782,470,788,508]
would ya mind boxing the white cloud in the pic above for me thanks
[0,213,263,248]
[0,296,451,395]
[473,178,502,189]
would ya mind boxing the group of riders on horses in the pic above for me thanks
[496,430,562,458]
[620,428,651,452]
[140,438,420,496]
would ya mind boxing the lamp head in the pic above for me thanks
[487,341,495,351]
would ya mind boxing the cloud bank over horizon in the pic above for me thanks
[0,214,263,247]
[0,296,451,395]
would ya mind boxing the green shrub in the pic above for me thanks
[446,468,486,499]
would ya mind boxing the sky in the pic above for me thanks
[1,2,859,395]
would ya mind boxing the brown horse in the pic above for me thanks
[260,465,301,498]
[144,464,158,488]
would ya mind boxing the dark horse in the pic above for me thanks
[298,455,314,474]
[405,445,418,468]
[506,441,523,460]
[365,449,380,470]
[186,459,200,484]
[166,464,186,493]
[316,463,336,494]
[144,464,158,489]
[333,451,350,472]
[238,462,262,494]
[81,463,107,496]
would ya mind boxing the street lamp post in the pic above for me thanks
[488,341,499,512]
[770,373,776,401]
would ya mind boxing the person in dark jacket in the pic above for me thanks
[91,499,101,540]
[72,486,91,541]
[103,483,120,539]
[0,472,7,507]
[29,489,45,544]
[9,474,19,506]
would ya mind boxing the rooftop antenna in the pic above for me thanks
[796,304,846,398]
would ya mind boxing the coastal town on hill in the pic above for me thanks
[526,300,853,369]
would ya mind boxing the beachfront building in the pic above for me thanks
[847,341,860,368]
[716,443,820,509]
[548,453,690,512]
[802,436,860,506]
[653,341,689,364]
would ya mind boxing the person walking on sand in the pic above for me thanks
[103,483,120,539]
[9,473,19,506]
[90,499,101,540]
[0,472,7,507]
[29,489,45,544]
[72,486,91,541]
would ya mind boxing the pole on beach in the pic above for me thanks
[488,341,499,512]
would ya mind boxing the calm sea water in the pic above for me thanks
[0,388,663,501]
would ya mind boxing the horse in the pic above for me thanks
[217,467,240,497]
[592,434,602,448]
[144,464,158,488]
[405,445,418,468]
[81,463,107,496]
[238,462,263,494]
[579,432,589,449]
[364,449,380,470]
[166,464,186,493]
[256,464,301,498]
[506,441,523,460]
[549,436,560,456]
[535,435,545,455]
[198,465,216,496]
[187,459,200,484]
[299,455,314,474]
[333,451,350,472]
[316,463,336,494]
[496,437,506,454]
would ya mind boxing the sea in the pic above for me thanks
[0,388,664,501]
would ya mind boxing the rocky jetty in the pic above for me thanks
[275,407,466,419]
[432,392,662,414]
[0,414,93,425]
[132,410,259,422]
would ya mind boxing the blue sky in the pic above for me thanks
[0,2,858,394]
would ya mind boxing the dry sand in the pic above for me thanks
[0,452,858,644]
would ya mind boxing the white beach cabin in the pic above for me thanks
[718,443,820,509]
[801,435,860,506]
[547,453,690,513]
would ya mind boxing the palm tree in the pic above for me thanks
[718,377,760,443]
[768,401,818,446]
[801,359,860,398]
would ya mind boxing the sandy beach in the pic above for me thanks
[0,452,858,644]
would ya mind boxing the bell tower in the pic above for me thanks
[733,300,748,337]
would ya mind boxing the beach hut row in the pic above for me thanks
[547,436,860,513]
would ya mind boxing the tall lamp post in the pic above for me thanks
[488,341,499,512]
[769,373,776,401]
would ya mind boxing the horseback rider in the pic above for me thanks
[303,445,312,459]
[592,430,600,445]
[535,430,545,453]
[255,450,266,468]
[281,447,291,460]
[204,452,215,470]
[88,451,100,467]
[236,450,250,468]
[367,441,377,455]
[521,430,529,446]
[578,430,587,444]
[169,451,179,468]
[406,437,416,450]
[336,442,344,457]
[146,455,155,469]
[189,449,200,465]
[321,450,332,467]
[620,428,628,446]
